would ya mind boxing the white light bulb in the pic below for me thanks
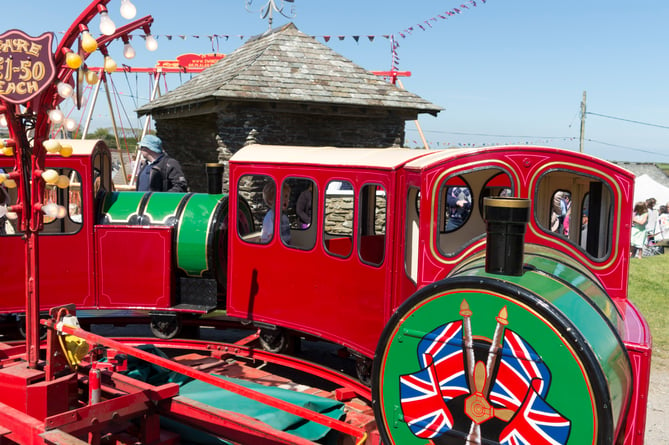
[64,118,77,132]
[57,82,74,99]
[120,0,137,19]
[99,12,116,36]
[123,42,136,59]
[48,109,64,124]
[145,34,158,51]
[41,203,60,218]
[0,115,7,127]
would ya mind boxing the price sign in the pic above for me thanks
[0,29,56,104]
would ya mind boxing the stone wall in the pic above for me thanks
[156,103,409,193]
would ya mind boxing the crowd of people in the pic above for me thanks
[631,197,669,258]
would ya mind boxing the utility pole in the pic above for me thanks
[579,91,587,153]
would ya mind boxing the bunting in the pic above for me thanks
[53,0,488,51]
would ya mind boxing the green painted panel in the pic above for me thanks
[99,191,144,223]
[175,194,224,277]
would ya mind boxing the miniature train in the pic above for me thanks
[0,139,651,444]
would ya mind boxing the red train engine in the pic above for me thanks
[0,139,651,444]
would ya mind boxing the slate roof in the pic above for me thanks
[137,23,442,116]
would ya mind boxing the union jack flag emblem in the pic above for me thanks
[489,329,551,410]
[499,379,571,445]
[399,321,469,438]
[398,312,571,444]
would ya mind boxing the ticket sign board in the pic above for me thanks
[155,53,225,73]
[0,29,56,104]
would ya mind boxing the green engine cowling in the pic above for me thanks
[97,191,252,286]
[372,198,632,445]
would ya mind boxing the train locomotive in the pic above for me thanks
[0,139,651,444]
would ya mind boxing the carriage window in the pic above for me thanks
[237,174,276,244]
[405,187,420,282]
[550,190,572,236]
[42,168,83,234]
[284,178,317,250]
[441,179,472,232]
[358,184,386,266]
[0,170,18,235]
[324,180,353,258]
[537,171,612,259]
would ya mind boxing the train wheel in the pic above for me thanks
[259,327,297,354]
[355,356,372,386]
[17,315,48,340]
[372,276,631,445]
[149,313,182,339]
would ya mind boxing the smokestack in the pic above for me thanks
[205,163,225,194]
[483,197,531,276]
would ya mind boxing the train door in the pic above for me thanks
[228,170,392,357]
[38,159,95,309]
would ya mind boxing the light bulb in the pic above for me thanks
[43,139,62,153]
[99,12,116,36]
[104,56,117,73]
[0,115,6,127]
[64,118,77,132]
[81,30,98,53]
[56,175,70,189]
[48,109,64,124]
[123,42,136,59]
[145,34,158,51]
[2,146,14,156]
[42,169,60,184]
[41,203,60,218]
[57,82,74,99]
[4,179,16,189]
[59,144,73,157]
[65,51,82,69]
[85,69,99,84]
[120,0,137,19]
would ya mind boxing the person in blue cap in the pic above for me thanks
[136,134,188,192]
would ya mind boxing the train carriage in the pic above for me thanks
[0,140,652,444]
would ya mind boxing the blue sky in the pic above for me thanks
[4,0,669,162]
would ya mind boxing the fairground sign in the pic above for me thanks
[0,29,56,104]
[155,53,224,73]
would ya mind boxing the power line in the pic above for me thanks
[586,112,669,130]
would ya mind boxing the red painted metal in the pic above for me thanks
[42,319,367,441]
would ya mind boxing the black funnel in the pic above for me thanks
[205,163,224,194]
[483,197,531,276]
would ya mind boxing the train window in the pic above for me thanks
[358,184,386,266]
[479,172,513,213]
[0,175,17,236]
[441,178,473,232]
[536,171,612,259]
[283,178,317,251]
[405,187,420,282]
[550,190,572,236]
[324,179,354,258]
[237,174,277,245]
[42,168,83,235]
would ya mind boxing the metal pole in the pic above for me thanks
[80,70,104,138]
[579,91,587,153]
[397,79,430,149]
[102,73,129,184]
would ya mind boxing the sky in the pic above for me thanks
[3,0,669,163]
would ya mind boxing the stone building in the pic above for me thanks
[136,23,442,192]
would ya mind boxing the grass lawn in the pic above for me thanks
[628,252,669,358]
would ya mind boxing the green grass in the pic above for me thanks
[628,252,669,358]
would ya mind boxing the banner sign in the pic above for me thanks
[155,53,224,73]
[0,29,56,104]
